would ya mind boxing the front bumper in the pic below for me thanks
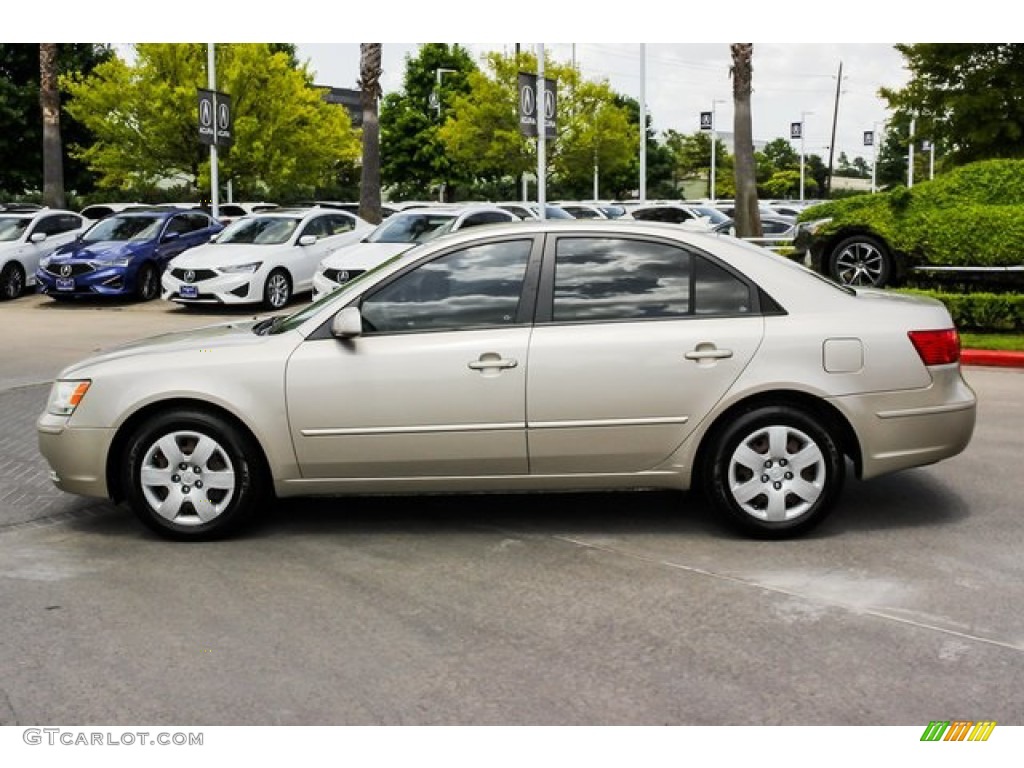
[36,264,134,297]
[161,271,257,305]
[37,412,114,498]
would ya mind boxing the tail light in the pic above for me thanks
[908,329,961,366]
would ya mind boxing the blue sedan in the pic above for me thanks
[37,208,222,301]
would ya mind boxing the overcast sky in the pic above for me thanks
[46,0,991,165]
[296,42,909,162]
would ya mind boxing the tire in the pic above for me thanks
[136,262,160,301]
[0,262,25,301]
[703,405,844,539]
[263,269,292,310]
[121,409,268,540]
[827,235,892,287]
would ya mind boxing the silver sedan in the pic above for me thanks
[37,220,977,540]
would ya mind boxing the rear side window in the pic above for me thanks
[551,237,752,322]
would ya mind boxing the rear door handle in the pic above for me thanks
[685,346,733,361]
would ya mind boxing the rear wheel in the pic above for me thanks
[0,262,25,300]
[136,262,160,301]
[828,235,892,287]
[704,405,844,539]
[263,269,291,310]
[122,409,268,540]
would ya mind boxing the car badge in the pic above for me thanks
[338,270,350,282]
[60,264,72,277]
[184,270,195,283]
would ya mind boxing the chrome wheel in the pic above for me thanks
[727,425,825,522]
[139,430,236,526]
[830,236,891,287]
[264,270,291,309]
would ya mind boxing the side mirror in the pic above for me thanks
[298,234,317,246]
[30,232,48,243]
[331,306,363,339]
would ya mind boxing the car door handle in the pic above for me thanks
[685,346,733,361]
[468,354,518,371]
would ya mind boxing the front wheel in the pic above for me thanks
[828,235,892,287]
[703,405,845,539]
[122,409,268,540]
[0,262,25,300]
[263,269,292,310]
[135,262,160,301]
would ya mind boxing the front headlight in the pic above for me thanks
[47,380,91,417]
[220,262,262,274]
[39,255,53,269]
[797,217,833,237]
[105,255,134,267]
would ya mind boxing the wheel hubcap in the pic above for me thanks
[727,425,825,522]
[3,268,22,298]
[835,243,883,286]
[140,431,236,525]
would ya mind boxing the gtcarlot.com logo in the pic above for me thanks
[920,720,996,742]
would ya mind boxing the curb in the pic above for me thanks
[961,349,1024,368]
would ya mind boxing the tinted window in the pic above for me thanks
[551,237,753,322]
[694,256,753,315]
[554,238,691,321]
[325,214,356,235]
[299,216,330,239]
[459,211,512,228]
[360,239,532,334]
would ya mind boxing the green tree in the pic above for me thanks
[438,50,637,199]
[881,44,1024,164]
[0,43,112,199]
[62,44,360,200]
[663,129,730,198]
[761,137,799,171]
[380,43,478,201]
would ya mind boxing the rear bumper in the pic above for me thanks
[830,366,977,479]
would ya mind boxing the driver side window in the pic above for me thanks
[360,239,532,334]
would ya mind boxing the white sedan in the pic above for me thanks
[0,206,86,300]
[162,208,373,309]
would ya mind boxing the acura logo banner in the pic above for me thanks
[61,264,72,277]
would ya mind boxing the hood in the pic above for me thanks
[170,242,282,269]
[58,319,272,378]
[52,239,150,262]
[320,241,417,271]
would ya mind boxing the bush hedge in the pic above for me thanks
[799,159,1024,268]
[896,289,1024,331]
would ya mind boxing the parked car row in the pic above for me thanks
[2,197,808,308]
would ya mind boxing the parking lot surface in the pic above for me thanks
[1,293,1022,725]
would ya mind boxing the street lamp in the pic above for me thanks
[432,67,456,118]
[799,111,813,201]
[710,99,724,202]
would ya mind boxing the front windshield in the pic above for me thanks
[216,216,300,245]
[82,215,163,243]
[0,217,29,242]
[366,212,456,244]
[691,206,731,225]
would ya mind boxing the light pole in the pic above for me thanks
[710,99,724,202]
[799,111,813,201]
[433,67,456,118]
[908,116,916,188]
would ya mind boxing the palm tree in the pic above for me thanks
[358,43,383,224]
[729,44,761,238]
[39,43,65,208]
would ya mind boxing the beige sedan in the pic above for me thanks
[37,220,977,540]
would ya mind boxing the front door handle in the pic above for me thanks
[468,353,518,371]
